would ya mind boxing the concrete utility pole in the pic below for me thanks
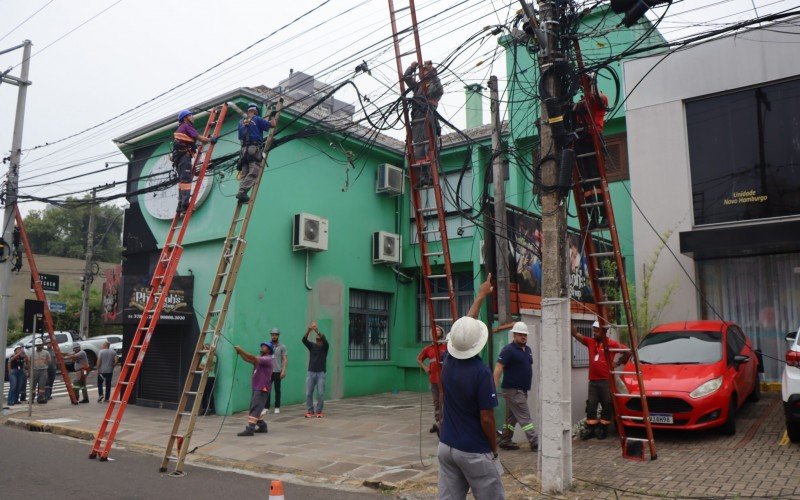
[532,0,572,493]
[489,76,511,325]
[0,40,32,407]
[79,188,97,340]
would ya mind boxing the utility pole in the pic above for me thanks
[489,76,511,325]
[529,0,572,493]
[0,40,32,407]
[79,188,97,340]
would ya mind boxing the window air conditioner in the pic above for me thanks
[376,163,404,196]
[373,231,402,265]
[293,213,329,252]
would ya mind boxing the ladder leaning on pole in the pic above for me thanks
[387,0,457,344]
[160,100,282,475]
[89,104,228,461]
[570,42,656,461]
[14,206,79,405]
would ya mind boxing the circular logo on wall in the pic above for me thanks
[142,154,212,220]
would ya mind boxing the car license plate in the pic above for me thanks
[649,413,673,424]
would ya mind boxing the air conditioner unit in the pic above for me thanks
[293,213,329,252]
[376,163,404,196]
[373,231,402,265]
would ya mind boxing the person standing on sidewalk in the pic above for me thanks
[571,320,629,440]
[234,342,273,436]
[302,321,329,418]
[438,274,505,500]
[267,328,287,414]
[7,346,28,405]
[416,325,446,434]
[493,322,538,452]
[31,339,51,404]
[44,339,57,400]
[198,344,216,415]
[96,342,117,403]
[64,343,91,404]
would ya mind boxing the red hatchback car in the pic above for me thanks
[618,320,760,435]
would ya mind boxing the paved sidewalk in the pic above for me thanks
[3,390,799,498]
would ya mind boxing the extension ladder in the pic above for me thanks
[89,104,228,460]
[387,0,457,345]
[571,43,656,461]
[160,100,282,475]
[13,206,78,405]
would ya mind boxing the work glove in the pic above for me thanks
[268,110,277,119]
[209,136,218,144]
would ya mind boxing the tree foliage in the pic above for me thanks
[23,197,123,263]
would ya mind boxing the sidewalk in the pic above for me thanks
[3,390,799,498]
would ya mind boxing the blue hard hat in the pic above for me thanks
[263,342,274,353]
[178,109,193,123]
[246,102,259,112]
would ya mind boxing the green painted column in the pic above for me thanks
[465,84,485,129]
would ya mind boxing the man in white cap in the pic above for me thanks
[437,274,505,500]
[493,321,538,452]
[571,320,629,440]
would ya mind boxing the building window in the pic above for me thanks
[418,271,475,342]
[349,290,390,361]
[604,133,629,182]
[409,169,476,243]
[571,320,593,368]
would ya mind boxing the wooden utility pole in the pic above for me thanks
[489,76,511,325]
[79,188,97,340]
[531,0,572,493]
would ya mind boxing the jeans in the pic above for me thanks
[98,372,113,400]
[8,369,25,404]
[267,372,282,409]
[305,371,326,413]
[45,366,56,399]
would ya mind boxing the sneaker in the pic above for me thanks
[104,398,110,402]
[499,442,520,451]
[79,399,89,404]
[237,428,255,437]
[305,412,315,418]
[98,397,104,403]
[255,425,268,434]
[429,423,439,434]
[274,408,280,414]
[316,412,324,418]
[595,425,608,440]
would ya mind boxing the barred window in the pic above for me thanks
[571,320,593,368]
[418,271,475,342]
[349,290,390,361]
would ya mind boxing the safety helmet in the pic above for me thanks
[72,342,81,350]
[246,102,259,113]
[34,338,43,346]
[447,316,488,360]
[178,109,193,123]
[592,320,600,329]
[510,321,529,335]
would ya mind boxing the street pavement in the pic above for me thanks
[3,379,799,499]
[0,425,382,499]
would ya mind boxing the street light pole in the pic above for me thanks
[79,189,97,340]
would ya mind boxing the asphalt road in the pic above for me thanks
[0,425,385,499]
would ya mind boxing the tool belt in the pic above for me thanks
[171,142,196,165]
[238,142,263,170]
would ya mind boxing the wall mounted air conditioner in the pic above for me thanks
[376,163,404,196]
[293,213,329,251]
[373,231,402,265]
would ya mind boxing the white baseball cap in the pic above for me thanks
[447,317,488,359]
[510,321,529,335]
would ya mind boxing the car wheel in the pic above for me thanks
[787,421,800,443]
[748,373,761,402]
[720,396,737,436]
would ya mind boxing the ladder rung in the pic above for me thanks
[620,415,644,421]
[411,116,426,123]
[217,271,229,277]
[192,370,204,374]
[577,152,596,159]
[421,229,440,235]
[430,296,451,301]
[411,161,431,167]
[426,274,446,279]
[209,310,222,315]
[186,392,198,396]
[597,276,617,282]
[433,318,453,322]
[179,412,192,417]
[598,300,623,306]
[118,381,130,385]
[424,251,444,257]
[581,201,605,208]
[125,363,136,367]
[416,207,438,213]
[625,437,650,442]
[608,348,631,352]
[581,177,602,184]
[589,252,615,258]
[233,217,246,223]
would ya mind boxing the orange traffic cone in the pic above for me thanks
[269,479,285,500]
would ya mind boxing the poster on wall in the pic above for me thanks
[102,264,122,324]
[121,275,194,324]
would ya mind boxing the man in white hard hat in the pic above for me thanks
[437,274,505,500]
[493,321,538,452]
[571,320,629,440]
[31,338,52,404]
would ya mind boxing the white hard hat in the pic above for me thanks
[447,317,488,360]
[72,342,81,350]
[510,321,529,335]
[592,320,600,329]
[34,338,43,346]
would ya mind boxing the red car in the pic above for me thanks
[617,320,760,435]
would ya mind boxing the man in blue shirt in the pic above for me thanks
[493,321,538,452]
[236,103,277,203]
[438,274,505,500]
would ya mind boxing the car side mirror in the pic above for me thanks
[734,355,749,365]
[787,330,799,342]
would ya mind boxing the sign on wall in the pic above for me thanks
[30,273,59,294]
[121,275,194,324]
[102,264,122,324]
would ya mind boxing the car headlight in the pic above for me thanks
[689,375,723,399]
[615,375,629,394]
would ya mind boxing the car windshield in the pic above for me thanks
[638,331,723,365]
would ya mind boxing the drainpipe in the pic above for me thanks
[465,84,485,129]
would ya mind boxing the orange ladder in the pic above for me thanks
[89,104,228,461]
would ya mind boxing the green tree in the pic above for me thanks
[23,196,123,263]
[9,285,120,338]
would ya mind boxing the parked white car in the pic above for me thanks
[783,326,800,442]
[5,331,103,370]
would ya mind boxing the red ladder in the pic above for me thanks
[13,206,78,405]
[570,43,656,461]
[89,104,228,460]
[387,0,457,345]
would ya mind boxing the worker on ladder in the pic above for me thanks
[173,110,217,215]
[572,75,609,229]
[236,103,278,203]
[403,60,443,187]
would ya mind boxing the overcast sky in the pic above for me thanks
[0,0,794,215]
